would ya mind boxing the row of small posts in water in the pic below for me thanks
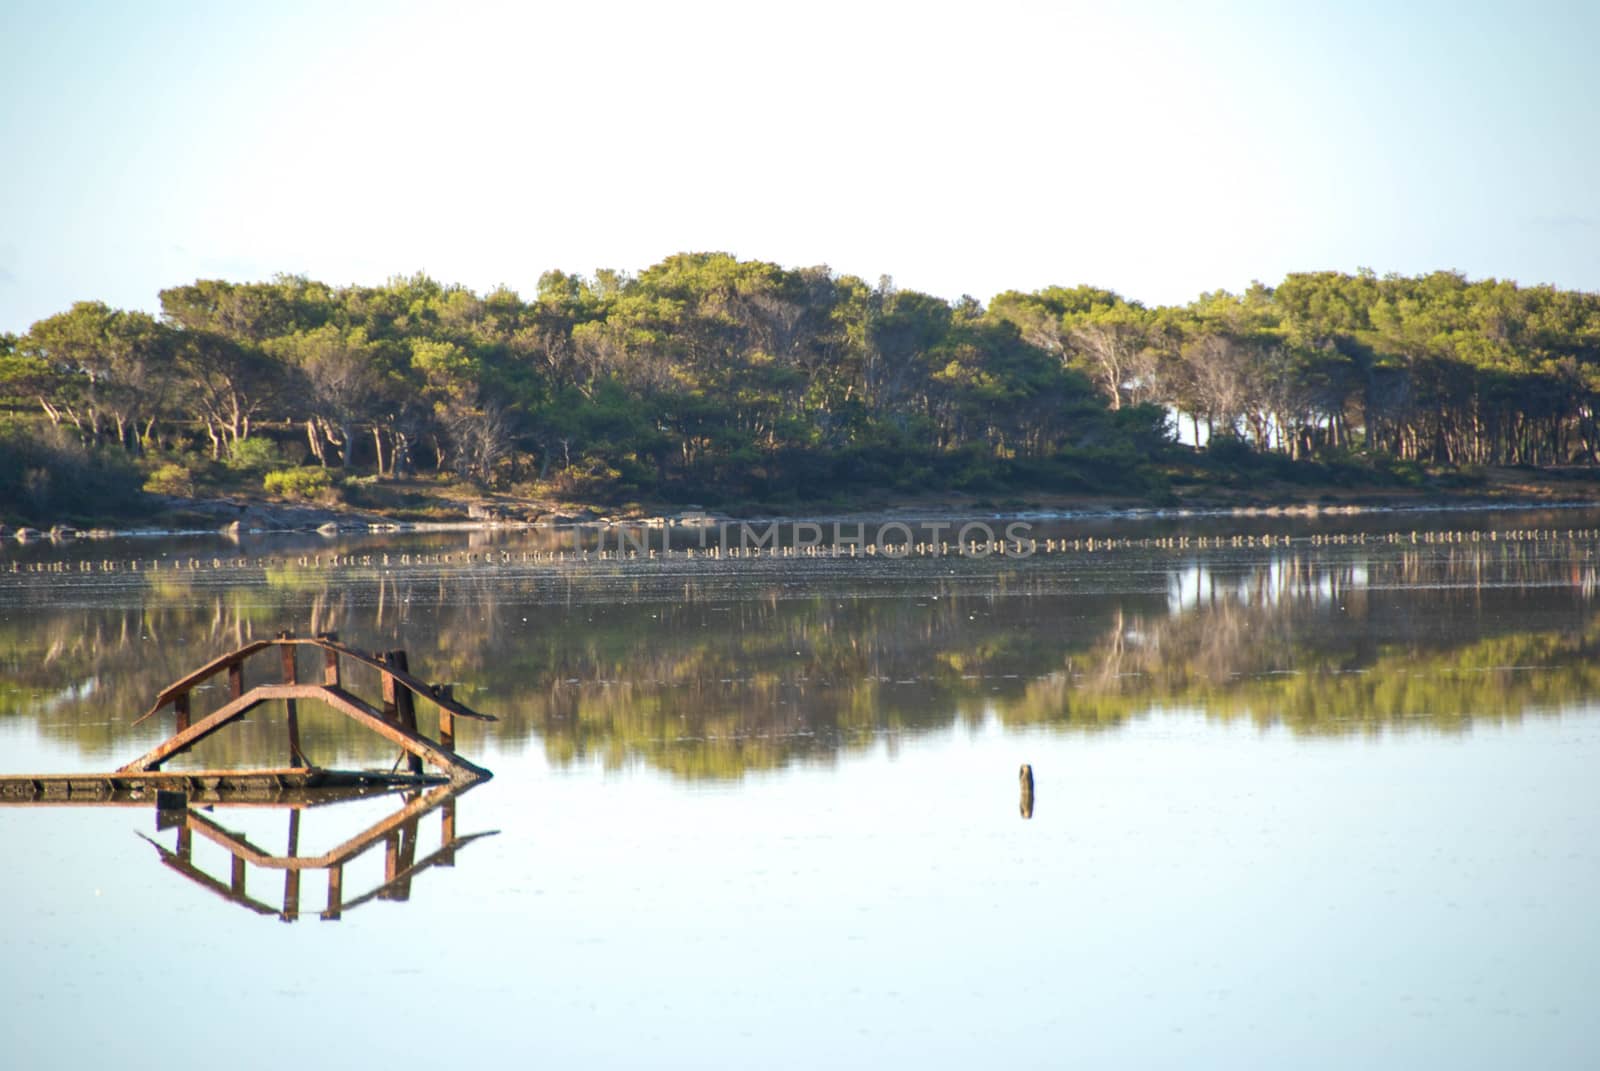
[5,527,1598,574]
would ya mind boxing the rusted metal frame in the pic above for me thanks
[318,686,491,783]
[134,636,495,730]
[283,636,496,722]
[307,782,463,868]
[124,680,480,778]
[118,687,296,772]
[180,782,462,870]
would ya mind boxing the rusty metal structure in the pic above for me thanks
[0,631,494,803]
[140,781,496,922]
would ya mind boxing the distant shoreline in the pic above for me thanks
[7,469,1600,544]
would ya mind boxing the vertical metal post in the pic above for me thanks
[230,854,247,897]
[324,864,343,921]
[283,809,301,921]
[438,683,455,752]
[173,691,191,733]
[439,796,457,866]
[280,633,304,768]
[381,651,400,721]
[391,651,423,774]
[392,817,419,901]
[383,831,400,896]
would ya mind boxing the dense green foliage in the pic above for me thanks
[6,257,1600,520]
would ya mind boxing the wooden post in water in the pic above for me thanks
[1019,763,1034,820]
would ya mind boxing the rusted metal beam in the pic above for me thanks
[118,687,285,772]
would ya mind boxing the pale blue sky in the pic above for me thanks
[2,0,1596,332]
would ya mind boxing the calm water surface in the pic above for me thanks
[3,513,1599,1068]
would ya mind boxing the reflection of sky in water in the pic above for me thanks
[4,530,1600,1065]
[4,713,1599,1068]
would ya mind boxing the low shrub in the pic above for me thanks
[142,462,195,497]
[263,467,335,501]
[225,437,281,472]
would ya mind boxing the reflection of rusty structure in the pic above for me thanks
[0,631,494,802]
[138,782,495,922]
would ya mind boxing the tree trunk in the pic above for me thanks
[306,419,327,466]
[372,425,387,478]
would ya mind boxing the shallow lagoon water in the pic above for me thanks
[3,517,1600,1068]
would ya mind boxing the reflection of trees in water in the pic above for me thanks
[1004,549,1600,735]
[4,544,1600,775]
